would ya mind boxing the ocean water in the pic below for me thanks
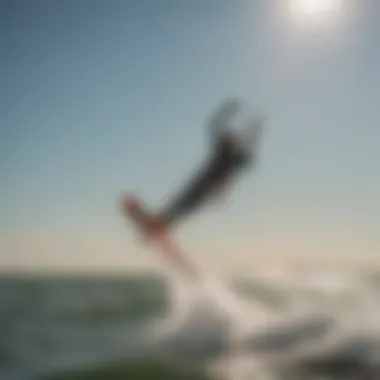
[0,274,169,380]
[1,269,380,380]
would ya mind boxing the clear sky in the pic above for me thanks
[1,0,379,274]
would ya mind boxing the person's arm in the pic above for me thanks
[242,112,264,158]
[208,99,241,142]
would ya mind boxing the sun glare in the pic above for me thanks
[289,0,343,23]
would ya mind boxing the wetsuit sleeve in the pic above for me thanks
[208,99,241,143]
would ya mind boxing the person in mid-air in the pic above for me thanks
[124,99,263,233]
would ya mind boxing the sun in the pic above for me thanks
[289,0,343,23]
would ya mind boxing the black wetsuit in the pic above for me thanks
[157,132,253,228]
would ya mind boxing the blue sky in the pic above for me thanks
[1,0,379,273]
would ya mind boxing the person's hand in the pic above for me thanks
[244,111,265,150]
[219,98,241,115]
[214,98,241,122]
[208,98,242,134]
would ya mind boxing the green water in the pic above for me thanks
[42,357,211,380]
[0,274,213,380]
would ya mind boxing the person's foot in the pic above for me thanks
[145,216,166,236]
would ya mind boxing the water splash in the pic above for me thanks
[148,261,380,380]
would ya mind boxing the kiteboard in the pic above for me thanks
[121,194,198,279]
